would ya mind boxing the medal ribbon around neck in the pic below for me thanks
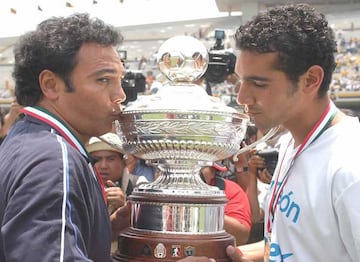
[22,106,107,203]
[266,101,337,234]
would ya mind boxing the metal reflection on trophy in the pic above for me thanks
[112,35,250,261]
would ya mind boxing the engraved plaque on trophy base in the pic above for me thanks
[113,229,234,261]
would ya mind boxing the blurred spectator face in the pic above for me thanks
[90,150,125,183]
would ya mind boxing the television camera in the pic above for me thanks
[204,29,236,84]
[118,50,146,105]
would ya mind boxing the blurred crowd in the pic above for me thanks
[1,30,360,104]
[332,30,360,92]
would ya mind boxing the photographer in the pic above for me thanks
[204,29,237,96]
[247,126,288,178]
[246,126,289,222]
[119,55,146,105]
[248,151,273,187]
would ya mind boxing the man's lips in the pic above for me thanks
[246,110,260,117]
[99,172,109,179]
[243,105,260,116]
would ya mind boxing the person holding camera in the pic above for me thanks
[249,127,289,188]
[86,133,149,214]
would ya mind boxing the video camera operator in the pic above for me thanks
[204,29,237,96]
[118,50,146,105]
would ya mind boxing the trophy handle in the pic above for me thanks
[232,126,280,162]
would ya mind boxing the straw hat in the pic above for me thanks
[86,132,124,154]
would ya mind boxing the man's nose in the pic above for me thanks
[236,81,252,106]
[112,81,126,111]
[96,159,107,169]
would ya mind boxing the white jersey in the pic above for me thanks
[264,116,360,262]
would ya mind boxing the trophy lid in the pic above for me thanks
[156,35,209,83]
[124,35,238,115]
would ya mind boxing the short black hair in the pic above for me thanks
[13,13,123,106]
[234,4,337,97]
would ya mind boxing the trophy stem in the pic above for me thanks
[139,161,219,193]
[112,162,234,261]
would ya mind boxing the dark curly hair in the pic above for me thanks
[234,4,337,97]
[13,13,124,106]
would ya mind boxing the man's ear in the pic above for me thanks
[38,70,62,100]
[301,65,324,95]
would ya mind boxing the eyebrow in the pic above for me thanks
[89,68,121,78]
[243,75,271,81]
[239,75,272,84]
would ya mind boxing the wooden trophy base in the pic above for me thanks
[112,228,235,261]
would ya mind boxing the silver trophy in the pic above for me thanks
[111,36,276,261]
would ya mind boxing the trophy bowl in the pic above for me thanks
[111,36,250,261]
[116,87,247,161]
[113,84,249,194]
